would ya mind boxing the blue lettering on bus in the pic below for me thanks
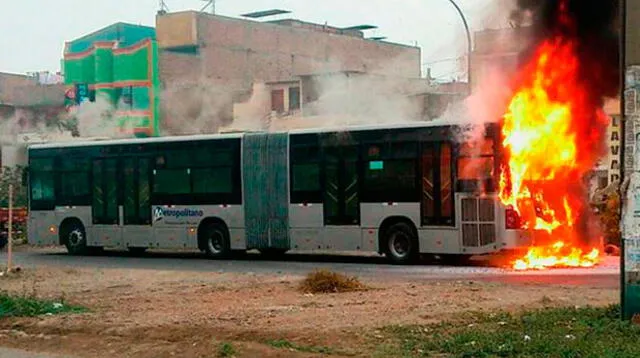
[154,207,204,222]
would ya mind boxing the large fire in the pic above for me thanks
[498,18,610,270]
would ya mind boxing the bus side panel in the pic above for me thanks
[359,203,420,252]
[360,203,421,229]
[92,226,123,249]
[323,226,361,251]
[289,204,323,251]
[54,207,93,246]
[28,211,58,246]
[418,229,460,254]
[151,204,245,250]
[122,226,153,249]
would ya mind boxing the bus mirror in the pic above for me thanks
[21,169,28,186]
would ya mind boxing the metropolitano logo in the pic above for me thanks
[153,206,164,222]
[153,207,204,223]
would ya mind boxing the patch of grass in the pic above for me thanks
[0,291,86,318]
[267,339,335,354]
[217,342,236,357]
[299,269,366,294]
[376,304,640,357]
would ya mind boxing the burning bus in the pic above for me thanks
[22,0,620,270]
[25,120,532,265]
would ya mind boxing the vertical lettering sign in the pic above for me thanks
[610,116,621,183]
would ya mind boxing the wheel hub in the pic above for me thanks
[208,232,223,254]
[390,233,409,257]
[68,229,83,247]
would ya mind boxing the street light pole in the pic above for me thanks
[446,0,473,94]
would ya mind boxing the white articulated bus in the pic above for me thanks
[26,121,530,264]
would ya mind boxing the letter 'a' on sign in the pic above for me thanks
[369,161,384,170]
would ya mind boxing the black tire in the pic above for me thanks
[383,222,418,265]
[200,222,231,259]
[128,247,147,256]
[62,221,87,255]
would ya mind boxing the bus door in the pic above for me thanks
[323,145,360,225]
[421,142,454,226]
[122,157,151,226]
[92,158,119,225]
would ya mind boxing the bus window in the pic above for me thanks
[362,142,418,203]
[290,142,321,204]
[154,168,190,195]
[456,138,495,192]
[29,158,55,210]
[192,167,233,193]
[58,157,90,205]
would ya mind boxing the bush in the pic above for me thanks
[299,270,366,294]
[0,291,86,318]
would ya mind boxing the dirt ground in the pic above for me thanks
[0,266,618,357]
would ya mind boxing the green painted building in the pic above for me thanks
[63,23,160,137]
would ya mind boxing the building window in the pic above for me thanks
[271,89,285,113]
[289,87,301,111]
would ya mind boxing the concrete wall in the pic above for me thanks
[157,11,421,92]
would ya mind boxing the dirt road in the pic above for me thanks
[0,251,619,357]
[4,247,620,287]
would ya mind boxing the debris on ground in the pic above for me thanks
[299,269,367,294]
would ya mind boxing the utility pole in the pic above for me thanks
[445,0,473,95]
[6,184,12,273]
[158,0,169,15]
[200,0,215,14]
[620,0,640,321]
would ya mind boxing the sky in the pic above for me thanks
[0,0,514,81]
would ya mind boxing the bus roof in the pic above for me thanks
[28,120,496,150]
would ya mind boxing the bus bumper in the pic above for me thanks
[501,229,534,250]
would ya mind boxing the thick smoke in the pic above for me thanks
[510,0,620,101]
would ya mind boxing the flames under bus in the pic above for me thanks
[26,121,530,264]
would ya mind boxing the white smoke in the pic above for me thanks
[161,78,234,135]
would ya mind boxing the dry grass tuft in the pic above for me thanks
[299,270,367,294]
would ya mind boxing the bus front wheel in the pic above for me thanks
[62,221,87,256]
[200,222,231,259]
[383,222,418,265]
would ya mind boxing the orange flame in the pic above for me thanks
[499,34,608,270]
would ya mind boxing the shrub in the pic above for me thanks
[299,269,366,294]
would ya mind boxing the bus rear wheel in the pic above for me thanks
[200,222,231,259]
[62,221,87,256]
[383,222,418,265]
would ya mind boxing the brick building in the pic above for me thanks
[0,72,65,166]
